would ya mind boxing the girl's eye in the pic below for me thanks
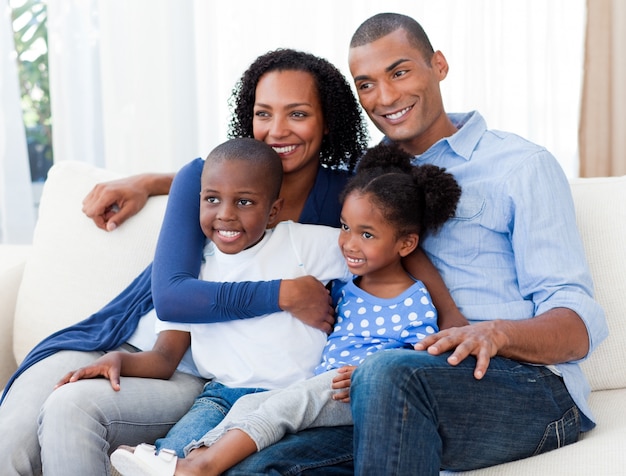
[206,196,219,204]
[340,223,349,232]
[362,232,373,239]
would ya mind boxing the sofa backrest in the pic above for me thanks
[571,176,626,391]
[13,161,167,362]
[11,162,626,393]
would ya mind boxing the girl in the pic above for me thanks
[110,142,462,476]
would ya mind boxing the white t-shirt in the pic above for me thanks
[156,221,350,389]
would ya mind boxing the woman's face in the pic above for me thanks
[252,70,327,175]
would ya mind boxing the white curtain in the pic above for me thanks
[0,2,36,243]
[3,0,584,243]
[45,0,586,178]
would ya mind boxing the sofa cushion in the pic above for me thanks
[13,161,168,363]
[570,176,626,391]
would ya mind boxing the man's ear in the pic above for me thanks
[431,50,449,80]
[267,197,284,227]
[399,233,419,258]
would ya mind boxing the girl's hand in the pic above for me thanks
[331,365,357,402]
[55,352,124,391]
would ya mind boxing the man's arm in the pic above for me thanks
[415,308,589,379]
[82,172,174,231]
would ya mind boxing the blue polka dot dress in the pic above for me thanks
[315,278,439,374]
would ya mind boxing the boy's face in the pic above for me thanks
[200,159,282,254]
[348,29,449,156]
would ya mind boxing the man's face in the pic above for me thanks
[349,29,449,156]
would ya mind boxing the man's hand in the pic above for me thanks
[331,365,356,402]
[279,276,335,334]
[55,353,124,391]
[82,173,173,231]
[414,308,590,380]
[414,320,508,380]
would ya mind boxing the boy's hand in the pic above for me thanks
[331,365,356,402]
[55,352,124,391]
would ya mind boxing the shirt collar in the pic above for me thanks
[383,111,486,162]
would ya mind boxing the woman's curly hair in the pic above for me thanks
[342,143,461,236]
[227,48,369,172]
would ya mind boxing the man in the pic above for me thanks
[84,13,607,475]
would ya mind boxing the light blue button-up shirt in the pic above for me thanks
[409,111,608,431]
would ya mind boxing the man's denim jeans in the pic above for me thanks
[352,350,581,475]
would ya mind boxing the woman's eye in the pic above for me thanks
[290,111,307,118]
[254,110,269,118]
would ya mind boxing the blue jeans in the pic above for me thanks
[225,425,354,476]
[352,349,581,475]
[156,381,266,457]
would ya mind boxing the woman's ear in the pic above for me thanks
[267,197,284,227]
[398,233,419,258]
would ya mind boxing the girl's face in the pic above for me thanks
[199,159,282,254]
[338,192,416,278]
[253,70,327,176]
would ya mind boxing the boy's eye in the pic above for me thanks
[340,222,349,232]
[206,196,219,204]
[238,199,253,206]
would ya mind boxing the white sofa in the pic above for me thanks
[1,161,625,475]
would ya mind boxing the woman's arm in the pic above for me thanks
[151,159,332,329]
[402,248,468,329]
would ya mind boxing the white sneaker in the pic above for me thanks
[110,443,178,476]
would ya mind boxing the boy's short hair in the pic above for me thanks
[203,138,283,199]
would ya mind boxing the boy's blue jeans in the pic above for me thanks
[226,350,580,475]
[156,381,266,457]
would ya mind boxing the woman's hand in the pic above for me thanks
[55,352,124,391]
[82,173,174,231]
[278,276,335,334]
[331,365,356,402]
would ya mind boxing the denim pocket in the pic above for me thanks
[533,405,581,456]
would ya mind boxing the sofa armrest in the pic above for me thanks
[0,245,31,389]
